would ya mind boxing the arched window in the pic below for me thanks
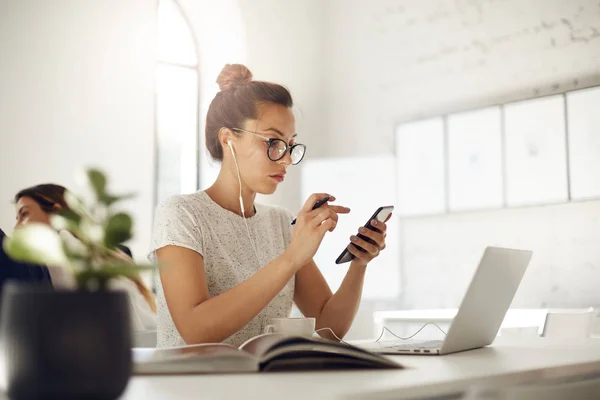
[155,0,200,204]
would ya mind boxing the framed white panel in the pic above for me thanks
[395,118,445,216]
[567,86,600,200]
[447,106,503,212]
[301,157,400,300]
[504,95,568,206]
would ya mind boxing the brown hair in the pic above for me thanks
[205,64,294,161]
[15,183,157,313]
[15,184,69,213]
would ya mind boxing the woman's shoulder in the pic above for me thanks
[155,192,215,221]
[157,192,206,211]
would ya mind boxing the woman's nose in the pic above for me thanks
[278,148,293,166]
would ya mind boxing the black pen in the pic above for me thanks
[291,196,331,225]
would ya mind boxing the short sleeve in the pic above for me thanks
[148,195,204,262]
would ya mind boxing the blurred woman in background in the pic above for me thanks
[14,183,156,332]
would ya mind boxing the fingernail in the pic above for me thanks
[372,220,378,226]
[358,227,366,233]
[350,235,357,241]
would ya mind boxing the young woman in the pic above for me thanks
[150,64,390,348]
[14,184,157,332]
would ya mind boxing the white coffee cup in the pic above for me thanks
[264,317,315,337]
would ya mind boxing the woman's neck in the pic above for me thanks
[205,168,257,218]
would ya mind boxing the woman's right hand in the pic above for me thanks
[286,194,350,270]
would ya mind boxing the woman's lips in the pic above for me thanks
[269,173,286,183]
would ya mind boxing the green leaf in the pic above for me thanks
[99,192,135,207]
[63,190,90,218]
[2,224,68,266]
[50,210,81,233]
[79,219,105,245]
[58,208,81,223]
[104,213,132,248]
[87,168,107,198]
[59,230,89,259]
[50,215,73,232]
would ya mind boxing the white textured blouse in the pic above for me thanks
[149,191,295,348]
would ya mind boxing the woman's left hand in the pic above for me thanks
[346,214,391,267]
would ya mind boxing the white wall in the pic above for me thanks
[239,0,326,212]
[324,0,600,156]
[401,201,600,309]
[322,0,600,310]
[0,0,156,261]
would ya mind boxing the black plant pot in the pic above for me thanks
[0,282,132,400]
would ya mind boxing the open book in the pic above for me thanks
[133,333,402,374]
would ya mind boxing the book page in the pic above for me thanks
[135,343,241,362]
[133,343,258,375]
[239,334,402,371]
[238,333,288,357]
[262,339,398,365]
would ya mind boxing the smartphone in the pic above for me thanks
[335,206,394,265]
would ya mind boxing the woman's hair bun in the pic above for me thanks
[216,64,253,91]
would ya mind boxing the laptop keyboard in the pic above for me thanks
[384,340,443,350]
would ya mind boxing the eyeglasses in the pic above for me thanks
[230,128,307,165]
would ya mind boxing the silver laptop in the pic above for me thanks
[366,246,532,356]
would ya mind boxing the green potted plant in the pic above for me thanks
[1,168,154,400]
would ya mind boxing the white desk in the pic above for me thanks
[121,338,600,399]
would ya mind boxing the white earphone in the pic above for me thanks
[227,137,260,264]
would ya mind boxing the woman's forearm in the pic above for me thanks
[181,251,299,344]
[315,262,367,339]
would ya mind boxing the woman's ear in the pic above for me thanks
[52,203,63,212]
[218,127,234,152]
